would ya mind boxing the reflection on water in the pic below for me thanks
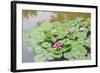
[23,11,55,32]
[22,11,55,62]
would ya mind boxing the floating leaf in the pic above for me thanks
[50,52,62,58]
[33,46,44,54]
[64,52,73,59]
[41,42,51,48]
[75,55,87,60]
[71,47,87,58]
[67,34,76,40]
[63,45,71,52]
[34,54,46,62]
[43,49,54,60]
[62,39,72,45]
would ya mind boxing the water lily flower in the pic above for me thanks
[53,41,62,49]
[67,28,73,33]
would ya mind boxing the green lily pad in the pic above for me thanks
[75,55,87,60]
[47,48,63,54]
[34,54,46,62]
[67,34,76,40]
[43,49,54,60]
[62,39,72,45]
[50,52,62,58]
[63,52,73,59]
[33,46,44,54]
[63,46,71,52]
[41,42,51,48]
[71,47,87,58]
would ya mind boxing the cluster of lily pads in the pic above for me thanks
[24,17,91,62]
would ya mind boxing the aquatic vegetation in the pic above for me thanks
[50,12,90,23]
[24,17,91,62]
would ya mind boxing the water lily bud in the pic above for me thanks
[67,28,73,33]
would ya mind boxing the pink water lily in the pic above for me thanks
[53,41,62,49]
[67,28,73,33]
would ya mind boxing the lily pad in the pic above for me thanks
[41,42,51,48]
[50,52,62,58]
[34,54,46,62]
[64,52,73,59]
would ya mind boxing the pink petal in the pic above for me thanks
[67,28,73,33]
[53,41,62,49]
